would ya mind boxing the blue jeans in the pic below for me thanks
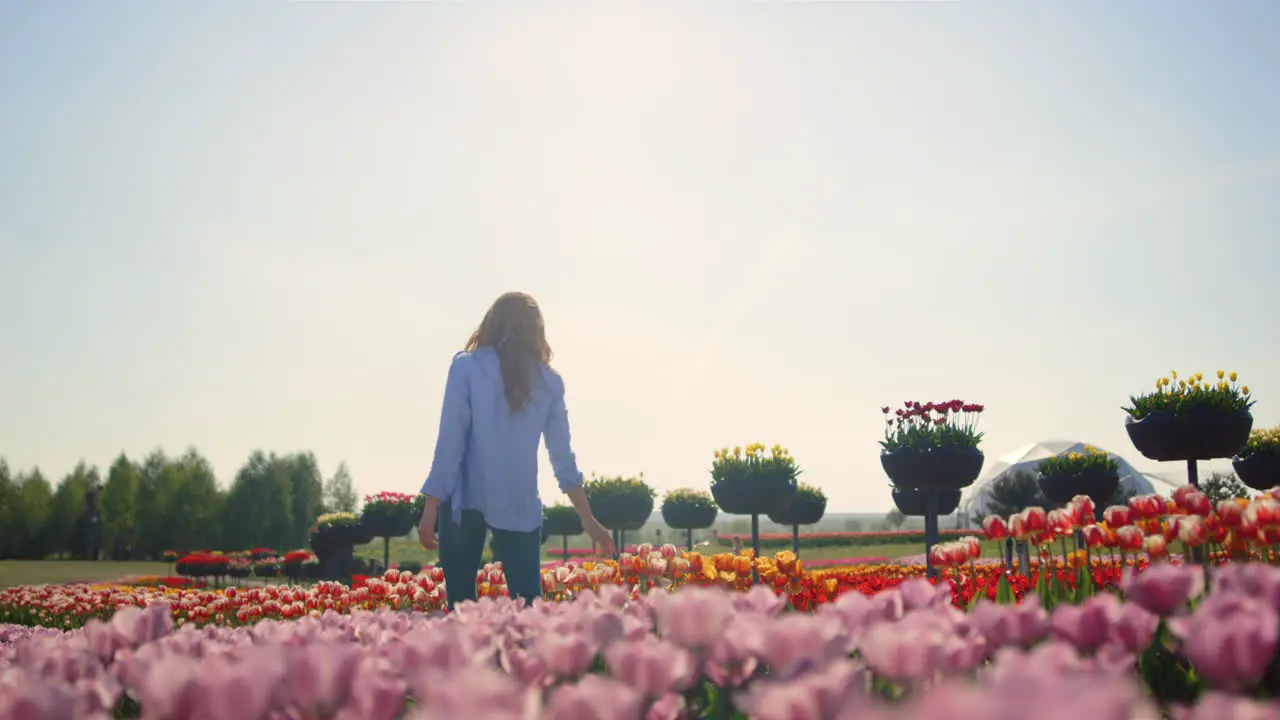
[437,500,543,609]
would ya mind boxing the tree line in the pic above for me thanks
[0,448,361,561]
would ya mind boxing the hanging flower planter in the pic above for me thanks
[766,484,827,527]
[890,487,962,517]
[1035,446,1121,507]
[767,483,827,557]
[586,474,656,532]
[660,489,720,530]
[661,488,719,550]
[710,445,799,516]
[879,401,986,491]
[1123,371,1254,462]
[543,504,584,537]
[361,492,420,538]
[1233,427,1280,491]
[881,445,985,491]
[710,444,802,581]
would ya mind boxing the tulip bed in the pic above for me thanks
[10,484,1280,719]
[1,564,1277,719]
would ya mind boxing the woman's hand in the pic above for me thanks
[418,500,439,550]
[583,516,616,557]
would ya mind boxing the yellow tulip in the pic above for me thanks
[1230,371,1238,382]
[1171,370,1178,379]
[1218,370,1225,379]
[1243,385,1250,395]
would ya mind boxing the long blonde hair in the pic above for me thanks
[465,292,553,413]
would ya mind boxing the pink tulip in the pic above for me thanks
[1120,563,1204,617]
[1168,591,1279,691]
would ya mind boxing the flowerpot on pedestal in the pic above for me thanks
[1233,453,1280,492]
[662,502,719,550]
[1038,467,1121,508]
[1125,409,1253,462]
[891,488,962,517]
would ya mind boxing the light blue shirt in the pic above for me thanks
[421,347,583,533]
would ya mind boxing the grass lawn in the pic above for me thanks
[0,560,172,588]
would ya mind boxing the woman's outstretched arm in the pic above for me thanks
[421,352,472,503]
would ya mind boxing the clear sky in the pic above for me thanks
[1,1,1277,514]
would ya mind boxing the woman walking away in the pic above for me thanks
[417,291,615,608]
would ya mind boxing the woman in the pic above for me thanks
[417,291,615,608]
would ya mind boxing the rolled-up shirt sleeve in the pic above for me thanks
[544,371,583,493]
[421,352,471,501]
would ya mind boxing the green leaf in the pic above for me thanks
[995,572,1015,604]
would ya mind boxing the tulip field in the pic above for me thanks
[6,489,1280,718]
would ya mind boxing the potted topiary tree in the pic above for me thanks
[879,400,986,577]
[766,482,827,557]
[710,444,801,580]
[660,488,719,550]
[361,491,421,575]
[543,503,583,563]
[1036,445,1120,513]
[1233,426,1280,491]
[585,473,656,558]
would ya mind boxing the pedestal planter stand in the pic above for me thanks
[1127,408,1253,561]
[588,492,654,561]
[881,446,984,578]
[766,490,827,557]
[661,493,719,551]
[543,505,584,564]
[711,480,797,584]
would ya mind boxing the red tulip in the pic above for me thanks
[1023,507,1048,535]
[1070,495,1096,524]
[1080,524,1107,548]
[1103,505,1133,528]
[1144,534,1169,560]
[1217,501,1245,528]
[1176,516,1209,547]
[1116,525,1145,551]
[982,515,1009,540]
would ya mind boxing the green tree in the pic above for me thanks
[132,449,174,559]
[986,470,1052,518]
[285,452,324,549]
[169,447,224,551]
[0,459,19,558]
[14,468,54,559]
[46,461,99,558]
[885,508,906,529]
[101,454,140,559]
[1199,471,1251,505]
[324,461,359,514]
[221,450,294,551]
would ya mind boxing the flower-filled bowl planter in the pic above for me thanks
[1123,371,1254,462]
[891,487,962,517]
[661,488,720,530]
[1233,426,1280,491]
[227,561,252,579]
[767,483,827,527]
[361,491,421,538]
[543,504,584,537]
[881,445,984,492]
[1035,445,1121,506]
[308,512,373,556]
[585,474,656,531]
[710,444,800,516]
[880,401,985,491]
